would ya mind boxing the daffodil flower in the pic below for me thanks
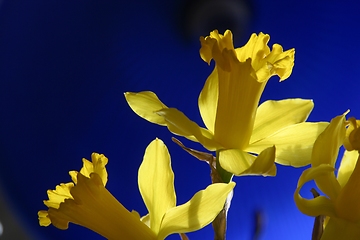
[38,139,235,240]
[125,30,328,177]
[294,114,360,240]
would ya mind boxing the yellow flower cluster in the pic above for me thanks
[38,29,360,240]
[294,115,360,240]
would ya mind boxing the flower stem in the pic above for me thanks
[310,188,324,240]
[212,206,227,240]
[171,138,233,240]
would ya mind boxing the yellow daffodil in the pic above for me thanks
[38,139,235,240]
[125,30,328,177]
[294,114,360,240]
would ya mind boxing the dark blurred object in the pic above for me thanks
[252,209,265,240]
[0,182,36,240]
[180,0,254,43]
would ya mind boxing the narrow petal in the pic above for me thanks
[337,150,360,187]
[138,138,176,234]
[198,67,219,133]
[158,182,236,239]
[247,122,328,167]
[294,165,337,218]
[312,115,347,167]
[311,115,346,200]
[156,108,220,150]
[335,153,360,221]
[48,173,156,240]
[320,218,360,240]
[125,91,168,125]
[251,99,314,144]
[218,147,276,176]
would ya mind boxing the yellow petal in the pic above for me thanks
[218,147,276,176]
[343,117,360,151]
[125,91,168,125]
[218,149,254,176]
[241,146,277,176]
[337,150,359,188]
[138,138,176,234]
[294,164,337,218]
[335,153,360,222]
[311,115,346,200]
[79,153,108,186]
[48,173,156,240]
[250,99,314,144]
[126,92,215,147]
[320,217,360,240]
[312,115,347,167]
[158,182,236,239]
[247,122,328,167]
[156,108,220,150]
[198,67,219,133]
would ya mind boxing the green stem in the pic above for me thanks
[211,151,234,240]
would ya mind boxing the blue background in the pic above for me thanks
[1,1,359,239]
